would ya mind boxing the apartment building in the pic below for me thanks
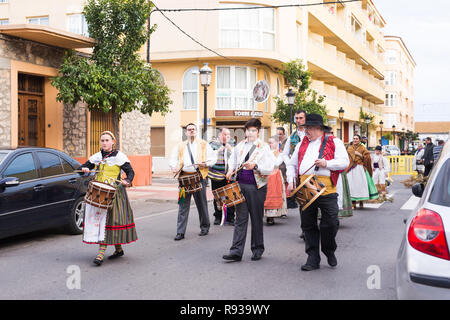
[149,0,387,171]
[0,0,152,185]
[382,35,416,145]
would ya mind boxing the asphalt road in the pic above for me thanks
[0,176,415,300]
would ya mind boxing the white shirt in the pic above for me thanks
[169,139,217,173]
[372,154,390,172]
[228,139,275,176]
[286,136,349,184]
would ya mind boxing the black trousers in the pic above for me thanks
[424,164,433,177]
[229,183,267,257]
[211,178,235,222]
[300,193,339,266]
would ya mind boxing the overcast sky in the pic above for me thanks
[374,0,450,122]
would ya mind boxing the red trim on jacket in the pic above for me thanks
[296,134,340,186]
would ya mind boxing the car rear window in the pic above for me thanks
[0,152,9,165]
[429,158,450,207]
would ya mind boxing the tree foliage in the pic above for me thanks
[51,0,171,144]
[272,60,328,126]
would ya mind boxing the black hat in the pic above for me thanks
[301,114,331,131]
[375,145,382,151]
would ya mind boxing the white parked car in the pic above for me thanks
[382,145,400,156]
[396,140,450,299]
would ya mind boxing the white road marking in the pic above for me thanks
[400,195,421,211]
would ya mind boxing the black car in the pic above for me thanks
[0,147,92,240]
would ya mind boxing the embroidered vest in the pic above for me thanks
[296,134,340,186]
[177,139,209,179]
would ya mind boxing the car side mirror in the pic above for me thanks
[0,177,20,188]
[412,183,424,198]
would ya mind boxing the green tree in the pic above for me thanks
[52,0,171,147]
[358,107,376,137]
[272,60,328,129]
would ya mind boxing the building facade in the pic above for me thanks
[381,35,416,145]
[0,0,152,185]
[149,0,387,171]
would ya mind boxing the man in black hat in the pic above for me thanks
[287,114,349,271]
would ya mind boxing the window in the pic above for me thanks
[67,13,89,37]
[264,71,269,112]
[385,92,397,107]
[0,0,8,3]
[0,19,8,25]
[384,113,397,128]
[385,50,398,64]
[296,24,302,58]
[61,158,74,174]
[429,159,450,206]
[385,71,397,86]
[28,16,49,26]
[182,67,199,110]
[3,153,38,182]
[216,66,257,110]
[276,78,281,97]
[37,152,64,177]
[220,3,275,50]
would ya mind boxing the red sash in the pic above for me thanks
[297,134,340,186]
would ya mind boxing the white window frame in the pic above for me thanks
[0,19,8,25]
[67,13,89,37]
[27,16,49,26]
[215,65,257,111]
[385,50,398,65]
[385,71,397,86]
[385,92,397,107]
[219,3,275,51]
[182,67,199,110]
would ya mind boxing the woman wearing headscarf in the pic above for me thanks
[345,134,378,209]
[79,131,137,266]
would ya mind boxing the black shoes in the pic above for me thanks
[222,254,242,262]
[93,258,103,266]
[199,230,209,236]
[301,263,320,271]
[214,218,221,225]
[174,233,184,241]
[251,253,262,261]
[326,253,338,267]
[108,250,124,260]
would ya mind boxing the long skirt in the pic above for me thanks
[347,165,379,201]
[83,184,137,245]
[337,172,353,218]
[264,169,287,218]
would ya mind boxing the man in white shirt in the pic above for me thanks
[287,114,349,271]
[169,123,217,240]
[282,110,307,210]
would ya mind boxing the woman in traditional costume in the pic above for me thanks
[264,137,288,225]
[80,131,137,266]
[345,135,378,209]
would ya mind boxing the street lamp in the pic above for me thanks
[365,115,370,147]
[392,124,396,146]
[199,63,212,140]
[379,120,384,145]
[286,88,296,134]
[338,107,345,140]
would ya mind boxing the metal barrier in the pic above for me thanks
[387,156,415,176]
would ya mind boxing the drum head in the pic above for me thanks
[91,181,116,190]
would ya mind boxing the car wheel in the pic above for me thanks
[65,197,85,235]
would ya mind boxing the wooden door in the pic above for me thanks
[344,121,349,144]
[18,74,45,147]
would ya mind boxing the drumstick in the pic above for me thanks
[172,160,214,178]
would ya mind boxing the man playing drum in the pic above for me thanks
[169,123,217,241]
[222,118,275,262]
[287,114,349,271]
[208,128,235,226]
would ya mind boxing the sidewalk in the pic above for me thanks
[127,172,214,203]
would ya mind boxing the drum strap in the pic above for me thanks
[315,134,329,171]
[187,142,203,180]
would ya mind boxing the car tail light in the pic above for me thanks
[408,208,450,260]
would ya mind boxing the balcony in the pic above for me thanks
[307,6,385,80]
[307,40,385,103]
